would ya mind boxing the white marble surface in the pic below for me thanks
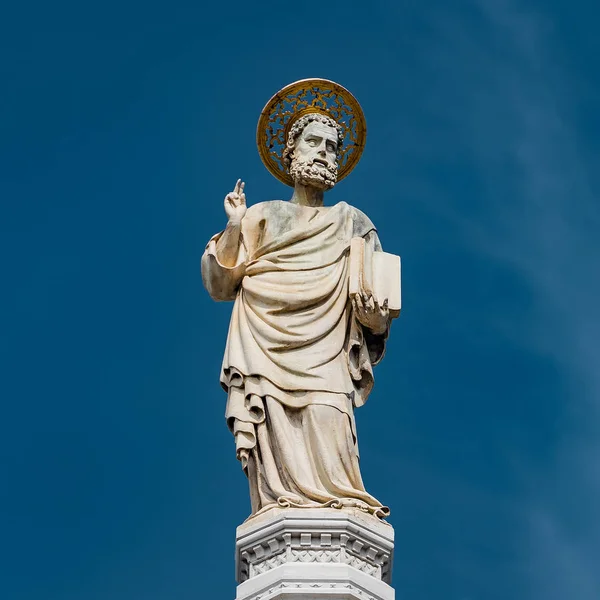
[235,508,395,600]
[235,564,395,600]
[201,114,400,520]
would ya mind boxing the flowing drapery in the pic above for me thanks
[202,201,390,518]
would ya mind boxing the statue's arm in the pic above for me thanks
[352,230,390,338]
[215,220,244,267]
[201,179,250,301]
[201,228,247,301]
[347,217,395,406]
[357,229,390,365]
[365,229,382,252]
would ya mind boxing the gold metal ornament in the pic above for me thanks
[256,78,367,187]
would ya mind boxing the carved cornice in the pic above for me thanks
[236,510,394,585]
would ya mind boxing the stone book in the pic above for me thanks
[349,237,401,319]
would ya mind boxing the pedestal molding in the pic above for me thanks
[235,509,395,599]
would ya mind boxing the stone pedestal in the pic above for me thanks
[235,508,395,600]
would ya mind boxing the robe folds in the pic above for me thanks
[202,201,390,519]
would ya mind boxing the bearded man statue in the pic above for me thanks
[202,93,398,520]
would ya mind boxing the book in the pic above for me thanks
[349,237,401,319]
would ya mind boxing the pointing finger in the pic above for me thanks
[234,179,241,194]
[239,181,245,195]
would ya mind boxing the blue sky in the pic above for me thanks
[1,1,599,598]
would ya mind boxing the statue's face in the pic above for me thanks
[289,121,339,190]
[294,121,339,169]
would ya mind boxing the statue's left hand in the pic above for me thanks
[352,293,389,335]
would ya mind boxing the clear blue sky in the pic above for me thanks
[2,1,599,598]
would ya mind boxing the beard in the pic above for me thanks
[289,158,338,190]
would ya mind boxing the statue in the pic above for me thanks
[202,79,401,520]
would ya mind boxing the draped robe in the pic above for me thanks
[202,201,390,518]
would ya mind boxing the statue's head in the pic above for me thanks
[282,113,344,190]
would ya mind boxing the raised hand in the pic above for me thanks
[224,179,247,224]
[352,293,389,335]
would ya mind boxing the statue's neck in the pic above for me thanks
[290,183,325,207]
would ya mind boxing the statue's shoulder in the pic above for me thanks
[245,200,288,220]
[335,201,377,233]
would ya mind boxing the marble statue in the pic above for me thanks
[202,80,400,520]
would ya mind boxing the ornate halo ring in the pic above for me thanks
[256,78,367,187]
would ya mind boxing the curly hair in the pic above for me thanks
[282,113,344,170]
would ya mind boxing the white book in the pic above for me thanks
[349,237,401,319]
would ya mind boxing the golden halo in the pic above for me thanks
[256,78,367,187]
